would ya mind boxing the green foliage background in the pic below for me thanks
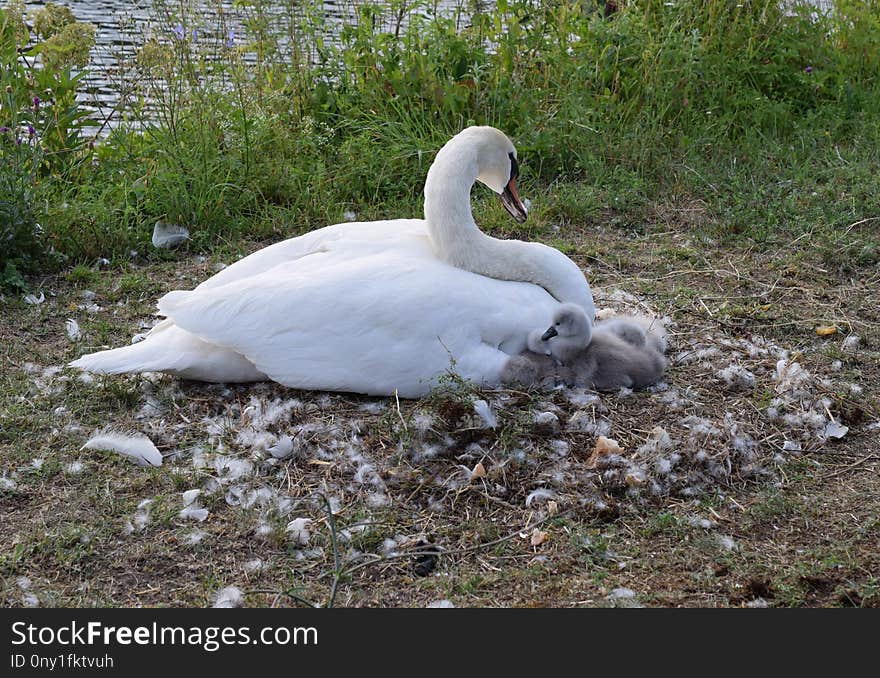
[2,0,879,285]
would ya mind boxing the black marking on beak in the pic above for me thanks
[500,151,527,223]
[541,326,558,341]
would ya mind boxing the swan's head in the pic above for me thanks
[542,303,592,343]
[460,126,528,224]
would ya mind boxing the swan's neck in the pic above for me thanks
[423,148,595,317]
[470,237,595,316]
[423,146,483,260]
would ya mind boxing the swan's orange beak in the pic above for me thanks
[500,177,528,223]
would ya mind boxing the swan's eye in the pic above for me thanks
[508,152,519,180]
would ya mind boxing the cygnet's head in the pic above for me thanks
[542,303,592,343]
[455,126,528,223]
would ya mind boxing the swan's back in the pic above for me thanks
[150,223,557,396]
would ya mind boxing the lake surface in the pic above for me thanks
[23,0,835,131]
[23,1,471,128]
[26,0,155,123]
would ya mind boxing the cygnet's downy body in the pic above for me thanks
[499,351,559,389]
[501,305,667,391]
[511,303,589,385]
[599,315,667,355]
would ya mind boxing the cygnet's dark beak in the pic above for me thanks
[541,326,558,341]
[500,177,528,224]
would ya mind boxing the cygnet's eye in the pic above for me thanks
[555,322,560,326]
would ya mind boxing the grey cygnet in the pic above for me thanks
[501,304,667,390]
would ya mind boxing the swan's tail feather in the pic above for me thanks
[69,324,266,383]
[69,342,168,375]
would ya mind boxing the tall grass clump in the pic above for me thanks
[6,0,880,277]
[1,1,96,284]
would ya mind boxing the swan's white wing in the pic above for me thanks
[158,234,557,397]
[82,221,417,379]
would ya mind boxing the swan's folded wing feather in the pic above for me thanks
[159,249,453,395]
[158,245,556,397]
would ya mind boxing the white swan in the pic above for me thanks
[71,126,595,397]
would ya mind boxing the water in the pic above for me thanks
[22,1,471,130]
[22,0,836,131]
[25,1,155,126]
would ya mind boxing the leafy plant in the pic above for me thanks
[0,2,96,281]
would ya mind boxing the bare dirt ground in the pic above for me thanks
[1,207,878,608]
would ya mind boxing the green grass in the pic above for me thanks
[2,0,880,282]
[2,209,878,607]
[65,264,102,286]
